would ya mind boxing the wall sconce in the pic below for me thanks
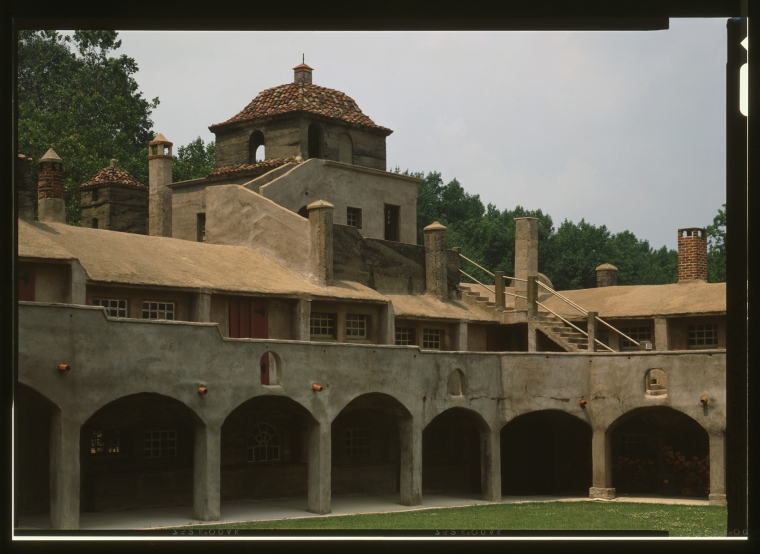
[701,396,708,405]
[312,383,323,392]
[580,398,587,408]
[198,386,208,395]
[57,363,70,372]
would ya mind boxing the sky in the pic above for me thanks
[104,21,726,251]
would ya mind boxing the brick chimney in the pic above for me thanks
[37,148,66,223]
[595,263,618,287]
[677,228,708,282]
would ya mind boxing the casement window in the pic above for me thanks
[247,423,280,462]
[142,301,175,321]
[90,430,121,455]
[395,327,416,346]
[422,328,442,350]
[93,298,128,318]
[346,314,368,339]
[619,435,650,458]
[346,207,362,229]
[310,312,336,339]
[621,326,652,350]
[345,428,371,457]
[688,324,718,348]
[144,430,177,458]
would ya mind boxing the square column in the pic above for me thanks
[514,217,538,312]
[480,427,501,502]
[654,317,669,351]
[398,417,422,506]
[587,311,598,352]
[292,298,311,341]
[454,320,468,351]
[49,412,80,530]
[191,290,212,322]
[307,419,331,514]
[378,302,395,345]
[193,423,221,521]
[708,432,727,505]
[589,428,616,500]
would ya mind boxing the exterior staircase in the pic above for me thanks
[533,312,589,352]
[460,283,497,309]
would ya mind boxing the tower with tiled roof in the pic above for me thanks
[79,159,148,234]
[209,63,393,171]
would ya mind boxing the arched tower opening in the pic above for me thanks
[308,124,323,159]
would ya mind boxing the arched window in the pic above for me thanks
[645,369,667,396]
[249,130,265,164]
[449,369,464,396]
[308,124,323,159]
[338,133,353,164]
[247,423,280,462]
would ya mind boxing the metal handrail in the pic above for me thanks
[595,317,640,347]
[536,301,615,352]
[459,270,494,295]
[458,253,526,283]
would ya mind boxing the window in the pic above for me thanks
[345,428,371,457]
[346,314,367,339]
[347,207,362,229]
[142,301,175,320]
[91,188,99,202]
[144,430,176,458]
[247,423,280,462]
[91,217,99,229]
[395,327,415,346]
[422,328,441,350]
[197,213,206,242]
[688,324,718,348]
[90,430,121,455]
[310,312,336,339]
[619,435,650,458]
[621,326,652,350]
[93,298,128,318]
[384,205,400,241]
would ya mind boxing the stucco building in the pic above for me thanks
[14,64,726,530]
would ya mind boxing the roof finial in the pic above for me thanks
[303,53,304,64]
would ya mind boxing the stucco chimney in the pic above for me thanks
[17,152,35,222]
[514,217,538,311]
[294,62,313,84]
[308,200,334,286]
[677,228,708,282]
[148,133,173,237]
[596,263,618,287]
[423,221,448,300]
[37,148,66,223]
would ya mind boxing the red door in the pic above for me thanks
[17,265,35,301]
[229,298,269,383]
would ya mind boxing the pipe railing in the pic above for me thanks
[458,253,526,283]
[536,301,615,353]
[459,270,527,300]
[536,281,640,347]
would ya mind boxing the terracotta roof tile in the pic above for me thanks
[213,82,392,133]
[79,166,146,189]
[206,157,298,179]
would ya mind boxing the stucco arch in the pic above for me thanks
[15,381,61,413]
[607,405,708,435]
[80,391,205,428]
[423,405,491,433]
[501,406,589,431]
[330,391,413,423]
[221,394,317,428]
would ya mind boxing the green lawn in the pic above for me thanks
[180,502,727,537]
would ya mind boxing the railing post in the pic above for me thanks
[527,275,538,317]
[494,271,505,308]
[587,311,598,352]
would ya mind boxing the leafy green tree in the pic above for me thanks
[173,137,216,182]
[17,30,158,225]
[706,204,726,282]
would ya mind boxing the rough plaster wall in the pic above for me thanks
[468,325,488,352]
[210,295,229,337]
[171,184,207,241]
[260,159,418,244]
[268,299,294,340]
[204,185,312,277]
[319,122,387,170]
[215,129,251,168]
[35,264,69,303]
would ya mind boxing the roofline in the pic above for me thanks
[209,110,393,136]
[321,160,423,184]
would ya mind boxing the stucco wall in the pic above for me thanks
[34,263,70,304]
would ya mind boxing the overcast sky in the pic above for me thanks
[107,21,726,250]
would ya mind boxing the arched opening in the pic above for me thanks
[221,396,315,503]
[79,393,201,513]
[448,369,464,396]
[608,407,709,497]
[422,408,485,496]
[331,393,411,497]
[307,124,323,159]
[249,130,265,164]
[338,133,353,164]
[645,369,667,396]
[14,384,57,519]
[501,410,592,496]
[260,351,282,386]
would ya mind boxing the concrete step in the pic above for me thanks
[475,297,488,303]
[485,302,496,308]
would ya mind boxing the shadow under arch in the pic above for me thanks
[501,409,592,496]
[14,383,60,518]
[422,407,490,497]
[331,392,412,497]
[606,406,710,497]
[79,392,204,513]
[220,395,317,503]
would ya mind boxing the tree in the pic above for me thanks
[17,30,159,225]
[173,137,216,182]
[706,204,726,282]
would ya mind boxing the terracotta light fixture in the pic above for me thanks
[580,398,587,407]
[57,363,70,371]
[312,383,323,392]
[701,396,708,405]
[198,386,208,395]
